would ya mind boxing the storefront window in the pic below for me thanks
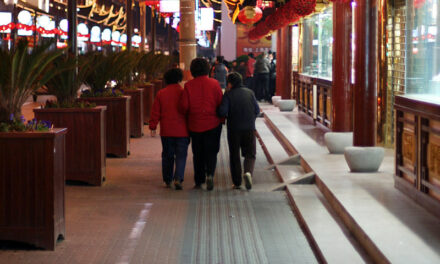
[301,6,333,79]
[406,0,440,95]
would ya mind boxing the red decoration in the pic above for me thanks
[328,0,352,3]
[238,6,263,25]
[160,12,173,18]
[413,0,426,8]
[290,0,316,17]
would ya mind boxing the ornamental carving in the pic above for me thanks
[402,130,416,165]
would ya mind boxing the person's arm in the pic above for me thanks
[179,85,190,115]
[217,93,230,118]
[149,93,161,135]
[253,93,260,116]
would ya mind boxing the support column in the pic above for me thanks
[67,0,77,57]
[151,8,156,52]
[139,3,146,51]
[279,26,292,99]
[275,29,283,96]
[331,2,353,132]
[353,0,378,146]
[179,0,197,80]
[126,0,133,51]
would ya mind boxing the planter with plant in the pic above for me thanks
[78,52,131,157]
[0,40,67,250]
[34,55,107,186]
[118,51,144,138]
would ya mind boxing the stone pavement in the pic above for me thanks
[0,125,316,264]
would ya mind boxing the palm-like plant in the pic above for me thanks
[0,40,64,123]
[137,52,171,81]
[44,55,91,107]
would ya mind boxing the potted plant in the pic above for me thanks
[0,40,67,250]
[78,52,131,157]
[34,55,107,186]
[117,51,145,138]
[136,52,156,124]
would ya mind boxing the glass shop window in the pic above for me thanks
[405,0,440,95]
[301,6,333,79]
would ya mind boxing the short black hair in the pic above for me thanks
[248,53,254,58]
[227,72,243,89]
[190,58,210,77]
[164,68,183,85]
[216,56,224,63]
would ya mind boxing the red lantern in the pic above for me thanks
[238,6,263,25]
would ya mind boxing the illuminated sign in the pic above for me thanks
[160,0,179,13]
[199,8,213,31]
[90,26,101,42]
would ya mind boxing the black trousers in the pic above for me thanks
[227,130,256,186]
[255,73,270,101]
[189,125,222,185]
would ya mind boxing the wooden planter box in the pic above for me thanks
[153,79,163,97]
[123,89,144,138]
[138,83,154,124]
[34,106,107,186]
[0,128,67,250]
[78,96,130,158]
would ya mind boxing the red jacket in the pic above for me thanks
[246,57,256,77]
[149,84,189,137]
[180,75,223,133]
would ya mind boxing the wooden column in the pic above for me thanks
[179,0,197,80]
[281,26,293,99]
[331,2,353,132]
[353,0,378,146]
[67,0,77,57]
[151,8,157,51]
[126,0,133,51]
[139,3,146,51]
[275,29,283,96]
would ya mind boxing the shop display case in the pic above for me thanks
[297,6,333,127]
[395,0,440,217]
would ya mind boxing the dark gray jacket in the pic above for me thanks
[217,86,260,131]
[254,57,271,74]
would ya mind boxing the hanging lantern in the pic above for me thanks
[238,6,263,25]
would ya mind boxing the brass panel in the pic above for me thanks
[402,112,416,184]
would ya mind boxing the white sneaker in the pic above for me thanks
[244,172,252,190]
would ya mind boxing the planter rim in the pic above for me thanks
[78,96,130,101]
[0,128,67,138]
[34,105,107,113]
[123,88,143,93]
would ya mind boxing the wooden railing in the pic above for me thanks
[395,95,440,218]
[295,72,332,128]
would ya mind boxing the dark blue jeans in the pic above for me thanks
[161,137,190,183]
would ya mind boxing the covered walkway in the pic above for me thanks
[0,108,316,264]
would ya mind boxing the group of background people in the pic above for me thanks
[149,58,260,191]
[209,51,276,103]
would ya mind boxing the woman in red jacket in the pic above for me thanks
[149,68,189,190]
[180,58,223,191]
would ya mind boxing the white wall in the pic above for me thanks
[220,2,236,60]
[271,31,277,52]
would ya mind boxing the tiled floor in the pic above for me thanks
[0,122,317,264]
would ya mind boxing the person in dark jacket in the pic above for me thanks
[254,52,271,101]
[150,68,189,190]
[210,56,228,89]
[217,72,260,190]
[180,58,223,191]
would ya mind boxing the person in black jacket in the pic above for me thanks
[217,72,260,190]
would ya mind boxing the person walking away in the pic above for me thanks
[268,51,277,101]
[217,72,260,190]
[237,61,247,80]
[149,68,189,190]
[180,58,223,191]
[211,56,228,90]
[254,52,271,101]
[245,53,256,92]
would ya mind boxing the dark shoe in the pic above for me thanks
[244,172,252,190]
[164,181,172,188]
[193,184,202,189]
[174,180,183,190]
[233,185,241,190]
[206,175,214,191]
